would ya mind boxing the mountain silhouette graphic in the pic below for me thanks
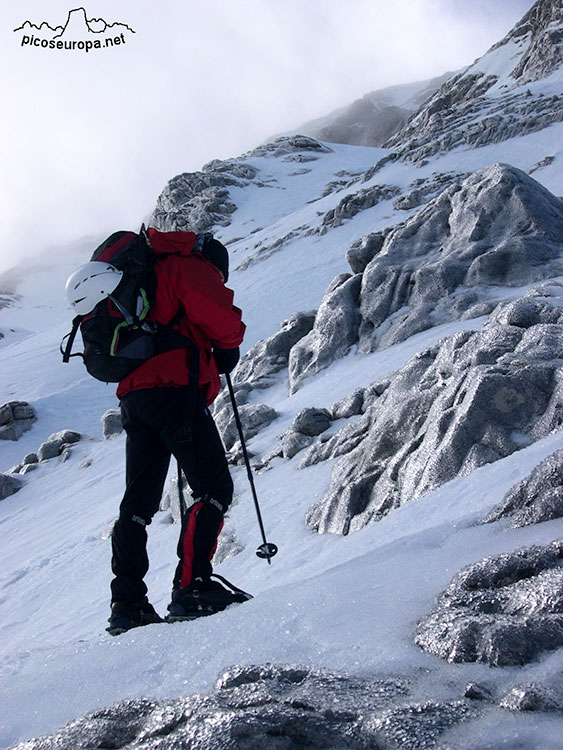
[14,7,135,37]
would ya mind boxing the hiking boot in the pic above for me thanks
[107,598,164,636]
[166,574,252,622]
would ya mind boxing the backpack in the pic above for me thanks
[61,225,204,383]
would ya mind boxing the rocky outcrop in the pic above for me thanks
[483,448,563,528]
[37,430,81,461]
[101,409,122,439]
[304,294,563,535]
[318,184,400,232]
[10,663,481,750]
[0,401,36,441]
[289,274,361,393]
[357,164,563,353]
[150,159,258,234]
[289,164,563,394]
[500,680,563,713]
[248,135,333,159]
[415,541,563,666]
[276,408,333,459]
[218,403,278,453]
[0,473,23,500]
[502,0,563,84]
[385,1,563,162]
[392,172,470,212]
[228,311,316,393]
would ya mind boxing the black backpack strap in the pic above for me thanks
[60,316,83,363]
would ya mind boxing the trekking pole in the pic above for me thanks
[225,373,278,564]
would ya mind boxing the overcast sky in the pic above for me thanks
[1,0,535,273]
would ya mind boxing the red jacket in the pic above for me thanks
[116,228,245,404]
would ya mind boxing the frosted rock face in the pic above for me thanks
[345,231,387,274]
[229,311,316,393]
[385,1,563,162]
[506,0,563,84]
[289,274,361,394]
[248,135,333,158]
[305,301,563,534]
[415,541,563,667]
[483,449,563,528]
[318,184,400,231]
[151,137,332,234]
[500,682,563,713]
[358,164,563,353]
[11,663,483,750]
[0,401,36,441]
[150,159,258,233]
[291,407,332,436]
[291,164,563,394]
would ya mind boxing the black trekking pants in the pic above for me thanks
[110,386,233,604]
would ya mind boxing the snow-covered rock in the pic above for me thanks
[289,273,361,393]
[37,430,81,461]
[305,301,563,534]
[415,541,563,667]
[483,448,563,528]
[385,0,563,163]
[0,401,36,441]
[290,164,563,394]
[0,473,23,500]
[101,409,123,439]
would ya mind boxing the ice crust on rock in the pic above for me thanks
[100,408,122,439]
[317,183,400,232]
[11,663,486,750]
[304,299,563,534]
[483,448,563,528]
[289,163,563,393]
[289,274,361,394]
[229,311,316,393]
[415,541,563,667]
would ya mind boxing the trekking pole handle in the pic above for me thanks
[225,373,277,564]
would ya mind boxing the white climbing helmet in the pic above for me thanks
[65,261,123,315]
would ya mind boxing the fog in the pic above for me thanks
[1,0,534,273]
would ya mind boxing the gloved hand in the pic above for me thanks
[213,346,240,374]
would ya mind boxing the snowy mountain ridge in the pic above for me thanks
[1,1,563,747]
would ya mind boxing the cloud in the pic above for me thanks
[0,0,535,274]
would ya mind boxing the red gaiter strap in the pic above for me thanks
[180,501,224,588]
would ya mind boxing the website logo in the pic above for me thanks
[14,6,135,53]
